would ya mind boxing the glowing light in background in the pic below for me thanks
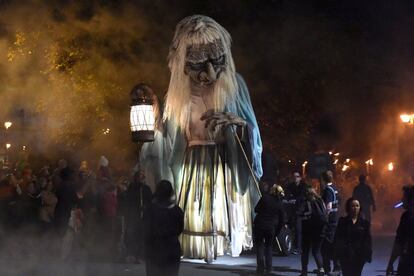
[387,162,394,171]
[4,122,12,129]
[400,114,414,124]
[394,201,403,208]
[365,158,373,175]
[6,143,11,149]
[103,128,111,135]
[342,164,349,172]
[365,158,373,165]
[302,161,308,176]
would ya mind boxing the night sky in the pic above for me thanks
[0,0,414,167]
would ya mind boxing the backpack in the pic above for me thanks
[311,198,328,226]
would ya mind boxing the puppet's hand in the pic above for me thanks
[201,109,246,131]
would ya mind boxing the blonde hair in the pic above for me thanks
[164,15,237,130]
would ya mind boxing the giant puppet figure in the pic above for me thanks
[140,15,262,262]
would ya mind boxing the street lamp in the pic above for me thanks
[129,83,158,143]
[400,114,414,125]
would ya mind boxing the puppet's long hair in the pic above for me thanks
[163,15,237,130]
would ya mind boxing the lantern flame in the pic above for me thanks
[388,162,394,171]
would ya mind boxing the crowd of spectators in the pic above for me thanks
[0,156,151,263]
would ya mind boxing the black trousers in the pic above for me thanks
[294,216,302,251]
[301,230,323,272]
[398,254,414,276]
[340,259,364,276]
[321,240,340,272]
[254,228,274,272]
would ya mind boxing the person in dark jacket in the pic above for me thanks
[298,184,326,276]
[145,180,184,276]
[387,185,414,276]
[320,171,341,274]
[124,169,152,262]
[334,197,372,276]
[352,175,376,222]
[286,172,307,255]
[54,167,76,235]
[253,180,285,274]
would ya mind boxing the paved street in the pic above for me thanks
[0,234,394,276]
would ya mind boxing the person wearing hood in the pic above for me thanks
[145,180,184,276]
[123,168,152,262]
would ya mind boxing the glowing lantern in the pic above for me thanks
[129,84,157,142]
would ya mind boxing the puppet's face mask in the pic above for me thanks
[184,40,226,87]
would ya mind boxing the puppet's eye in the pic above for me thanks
[187,62,206,70]
[211,55,225,66]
